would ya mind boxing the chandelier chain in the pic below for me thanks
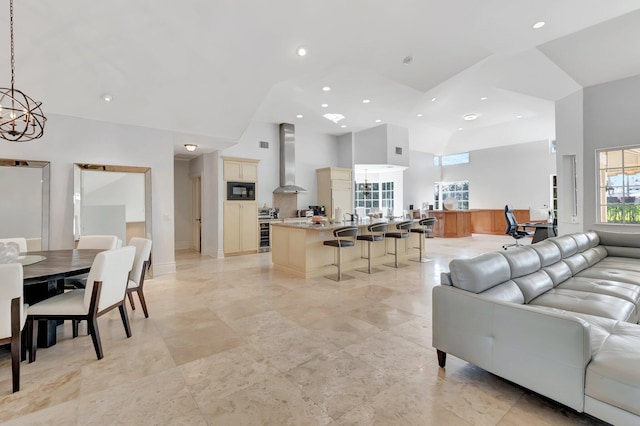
[9,0,14,88]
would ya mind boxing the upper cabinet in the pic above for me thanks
[317,167,354,220]
[223,157,259,182]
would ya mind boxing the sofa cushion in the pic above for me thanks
[449,252,511,293]
[591,256,640,274]
[528,241,562,267]
[571,233,592,252]
[502,248,541,278]
[597,230,640,259]
[543,262,573,287]
[529,289,637,323]
[585,320,640,417]
[513,271,554,303]
[549,235,579,258]
[563,254,591,275]
[479,281,525,304]
[583,231,600,248]
[580,247,608,267]
[558,277,640,308]
[576,264,640,286]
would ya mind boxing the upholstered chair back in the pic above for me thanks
[0,264,23,338]
[0,238,27,253]
[84,246,135,312]
[77,235,118,250]
[128,238,152,288]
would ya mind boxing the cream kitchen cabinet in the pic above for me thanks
[223,201,258,255]
[316,167,354,221]
[223,157,258,182]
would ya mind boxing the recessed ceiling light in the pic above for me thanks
[458,127,463,131]
[340,124,347,128]
[375,119,381,123]
[322,86,331,92]
[417,113,423,117]
[296,46,307,56]
[321,103,328,108]
[296,114,303,118]
[480,97,488,101]
[516,115,523,119]
[362,99,371,104]
[533,21,545,29]
[463,113,479,121]
[431,97,437,102]
[102,94,113,102]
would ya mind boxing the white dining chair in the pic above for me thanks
[66,235,119,289]
[27,246,136,361]
[0,238,27,253]
[0,263,27,392]
[126,238,152,318]
[76,235,118,250]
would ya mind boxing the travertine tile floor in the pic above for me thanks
[0,235,607,425]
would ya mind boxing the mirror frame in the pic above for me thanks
[73,163,152,243]
[0,158,50,250]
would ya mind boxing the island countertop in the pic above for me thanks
[270,218,413,231]
[270,218,423,278]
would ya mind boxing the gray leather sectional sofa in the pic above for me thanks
[433,230,640,426]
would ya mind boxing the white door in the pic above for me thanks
[192,176,201,252]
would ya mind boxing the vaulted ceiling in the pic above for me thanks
[2,1,640,156]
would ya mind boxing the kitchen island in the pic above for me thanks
[271,219,422,278]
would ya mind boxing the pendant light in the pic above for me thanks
[359,168,372,197]
[0,0,46,142]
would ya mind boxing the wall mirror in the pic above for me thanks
[73,163,151,245]
[0,158,50,251]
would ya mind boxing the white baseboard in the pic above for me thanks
[151,261,176,276]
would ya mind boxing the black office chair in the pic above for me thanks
[503,204,533,250]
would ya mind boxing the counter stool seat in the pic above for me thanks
[323,226,359,281]
[410,217,437,263]
[356,222,387,274]
[384,221,413,269]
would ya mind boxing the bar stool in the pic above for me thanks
[323,226,359,281]
[410,217,437,263]
[383,220,412,268]
[356,222,387,274]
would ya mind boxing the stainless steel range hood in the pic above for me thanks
[273,123,308,193]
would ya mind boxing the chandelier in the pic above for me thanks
[0,0,46,142]
[359,168,372,197]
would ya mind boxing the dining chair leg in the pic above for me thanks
[10,298,20,393]
[88,317,103,360]
[137,290,149,318]
[127,292,136,310]
[72,320,79,338]
[119,304,132,338]
[27,319,37,363]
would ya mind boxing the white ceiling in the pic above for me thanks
[2,1,640,157]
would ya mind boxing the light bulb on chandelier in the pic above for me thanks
[0,0,46,142]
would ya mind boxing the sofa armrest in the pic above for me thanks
[433,285,591,411]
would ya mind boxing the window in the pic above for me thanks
[434,153,469,167]
[354,182,379,215]
[434,180,469,210]
[354,181,395,215]
[597,147,640,224]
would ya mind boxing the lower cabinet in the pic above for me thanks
[224,201,258,255]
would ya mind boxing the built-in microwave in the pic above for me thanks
[227,181,255,200]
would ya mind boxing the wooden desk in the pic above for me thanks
[521,223,557,243]
[22,249,99,347]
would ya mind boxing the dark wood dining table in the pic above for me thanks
[21,249,101,347]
